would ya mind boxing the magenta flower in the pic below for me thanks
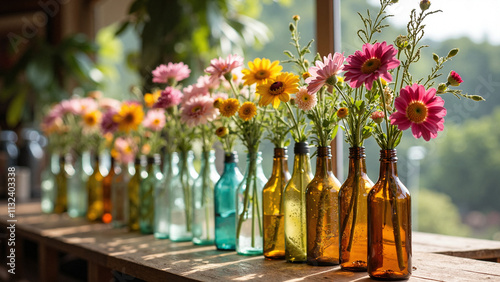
[204,54,244,83]
[344,41,400,90]
[295,86,317,111]
[153,87,183,109]
[447,70,463,86]
[390,84,447,141]
[180,96,218,127]
[152,62,191,84]
[100,109,119,134]
[142,109,166,131]
[305,52,345,94]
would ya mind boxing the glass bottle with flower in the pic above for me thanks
[341,1,484,279]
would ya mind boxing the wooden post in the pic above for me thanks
[88,261,113,282]
[39,243,58,282]
[316,0,343,179]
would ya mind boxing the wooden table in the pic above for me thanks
[1,202,500,282]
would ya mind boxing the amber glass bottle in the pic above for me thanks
[102,157,114,224]
[54,154,68,214]
[339,147,374,271]
[263,148,291,260]
[128,157,143,231]
[306,146,341,266]
[368,149,411,280]
[87,154,104,221]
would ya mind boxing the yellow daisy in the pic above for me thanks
[238,102,257,121]
[219,98,240,117]
[256,72,300,108]
[82,110,102,128]
[113,103,145,133]
[215,126,229,138]
[242,58,282,86]
[144,90,161,108]
[337,107,349,119]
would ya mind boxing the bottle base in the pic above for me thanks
[154,232,169,239]
[264,250,285,260]
[369,270,411,281]
[307,257,339,266]
[340,260,367,272]
[237,249,263,256]
[193,238,215,245]
[216,243,236,251]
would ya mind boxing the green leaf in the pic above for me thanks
[331,124,339,139]
[7,88,27,127]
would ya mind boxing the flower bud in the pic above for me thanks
[336,107,348,119]
[391,0,399,3]
[302,72,311,80]
[371,111,385,124]
[293,15,300,21]
[447,71,463,87]
[304,59,310,69]
[437,83,447,94]
[289,23,295,32]
[447,48,459,58]
[432,53,439,63]
[213,98,223,109]
[215,126,229,138]
[471,95,485,102]
[394,35,409,49]
[420,0,431,11]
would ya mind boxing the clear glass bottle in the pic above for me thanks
[192,150,220,245]
[128,157,144,231]
[139,154,162,234]
[53,154,67,214]
[154,152,177,239]
[67,152,91,218]
[87,154,104,222]
[236,151,267,256]
[263,148,291,259]
[169,150,198,241]
[368,149,411,280]
[284,142,313,263]
[102,155,114,224]
[306,146,341,266]
[41,152,58,213]
[339,147,374,271]
[111,161,131,228]
[214,152,243,251]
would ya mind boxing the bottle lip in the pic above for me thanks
[379,149,398,161]
[294,142,310,154]
[224,151,238,163]
[348,146,366,158]
[274,147,288,158]
[316,146,332,157]
[147,154,161,165]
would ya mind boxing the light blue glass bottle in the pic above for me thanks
[154,152,178,239]
[192,150,220,245]
[111,161,131,228]
[169,150,198,242]
[67,152,91,218]
[139,154,163,234]
[214,152,243,250]
[41,152,58,213]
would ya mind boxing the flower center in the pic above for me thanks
[406,101,428,123]
[123,112,135,124]
[301,95,309,102]
[361,58,382,74]
[255,70,269,80]
[269,81,284,95]
[192,105,203,113]
[153,119,161,126]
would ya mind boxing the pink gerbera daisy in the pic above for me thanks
[142,109,166,131]
[153,87,183,109]
[181,84,210,104]
[113,137,137,164]
[295,86,317,111]
[344,41,400,90]
[204,54,244,83]
[152,62,191,84]
[180,96,218,127]
[305,52,345,94]
[390,84,447,141]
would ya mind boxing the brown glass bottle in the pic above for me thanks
[87,154,104,222]
[54,155,68,214]
[263,148,291,259]
[368,149,411,280]
[339,147,374,271]
[306,146,341,266]
[102,157,115,224]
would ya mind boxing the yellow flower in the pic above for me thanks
[242,58,282,86]
[238,102,257,121]
[337,107,349,119]
[82,110,102,128]
[219,98,240,117]
[256,72,300,108]
[215,126,229,137]
[213,97,223,109]
[113,103,145,133]
[302,72,311,80]
[144,90,161,108]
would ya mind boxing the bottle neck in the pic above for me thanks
[223,152,238,172]
[271,147,289,178]
[378,149,398,178]
[347,146,367,175]
[315,146,333,177]
[245,151,263,177]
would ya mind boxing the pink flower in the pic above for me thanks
[447,70,463,86]
[74,98,99,115]
[371,110,385,123]
[390,84,447,141]
[180,96,218,127]
[295,86,317,111]
[305,52,345,94]
[344,41,400,90]
[152,62,191,84]
[100,109,119,134]
[113,137,137,164]
[153,87,183,109]
[142,109,166,131]
[204,54,244,83]
[180,84,209,104]
[196,75,220,91]
[99,98,121,111]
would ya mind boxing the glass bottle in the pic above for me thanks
[306,146,341,266]
[154,152,177,239]
[128,157,144,231]
[169,150,198,242]
[368,149,412,280]
[339,147,374,271]
[214,152,243,251]
[87,154,104,222]
[263,148,291,259]
[67,152,91,218]
[41,152,58,213]
[284,142,313,263]
[139,154,163,234]
[102,155,114,224]
[192,150,220,245]
[111,161,131,228]
[236,151,267,256]
[53,154,67,214]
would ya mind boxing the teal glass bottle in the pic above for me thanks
[214,152,243,250]
[41,152,58,213]
[154,152,178,239]
[67,151,91,218]
[169,150,198,242]
[192,150,220,245]
[139,154,163,234]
